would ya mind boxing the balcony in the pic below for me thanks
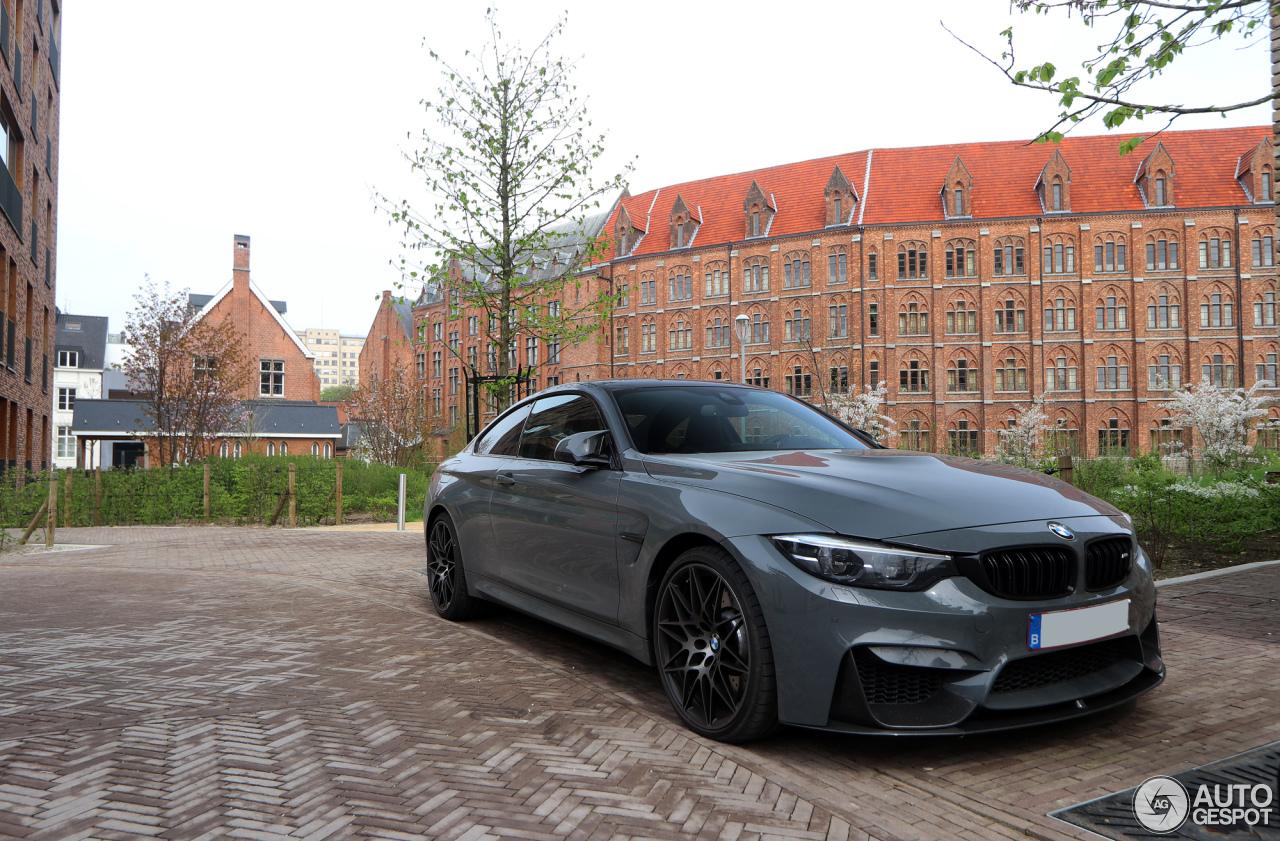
[0,164,22,233]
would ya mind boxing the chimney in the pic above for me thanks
[233,234,251,289]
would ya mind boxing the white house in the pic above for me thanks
[52,313,109,469]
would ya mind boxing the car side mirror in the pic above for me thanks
[553,430,612,469]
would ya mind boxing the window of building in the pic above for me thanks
[1252,235,1275,267]
[744,259,769,293]
[640,276,657,305]
[668,318,692,350]
[1256,290,1277,327]
[896,244,928,280]
[641,322,657,353]
[947,358,977,392]
[432,350,442,378]
[324,442,332,458]
[706,317,728,349]
[828,249,848,284]
[1043,239,1076,274]
[992,238,1025,276]
[1095,237,1127,273]
[867,303,879,336]
[1051,180,1063,211]
[949,419,980,456]
[749,313,770,344]
[415,353,425,377]
[448,366,460,395]
[747,367,770,388]
[616,325,630,353]
[57,349,77,368]
[995,299,1026,333]
[785,366,811,397]
[260,359,284,396]
[829,365,848,393]
[1046,356,1078,391]
[898,301,928,335]
[56,425,72,458]
[1145,236,1179,271]
[1200,292,1234,328]
[311,442,319,456]
[1098,418,1130,456]
[867,251,878,281]
[705,266,729,297]
[525,336,538,366]
[1147,293,1181,329]
[869,360,880,386]
[1262,171,1274,203]
[449,330,460,352]
[1202,352,1236,387]
[1257,352,1277,386]
[783,253,811,289]
[901,419,931,451]
[1096,355,1130,390]
[669,270,693,301]
[1148,353,1182,390]
[1150,419,1184,456]
[783,309,810,343]
[995,357,1026,392]
[946,300,976,334]
[828,304,848,338]
[616,283,629,308]
[1199,235,1233,269]
[1154,175,1167,207]
[899,359,929,393]
[1044,296,1077,331]
[56,386,74,410]
[468,316,478,335]
[953,188,964,217]
[945,240,976,277]
[1095,295,1128,330]
[267,442,276,457]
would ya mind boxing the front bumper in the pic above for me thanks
[722,516,1164,734]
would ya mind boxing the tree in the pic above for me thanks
[349,370,443,467]
[381,10,632,412]
[321,384,355,402]
[995,394,1053,468]
[121,277,252,467]
[952,0,1274,154]
[1160,378,1277,475]
[828,382,896,445]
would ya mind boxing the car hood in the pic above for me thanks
[639,448,1121,540]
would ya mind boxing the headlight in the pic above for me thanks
[772,534,956,591]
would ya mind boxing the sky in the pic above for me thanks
[55,1,1271,336]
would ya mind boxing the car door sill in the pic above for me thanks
[471,576,652,666]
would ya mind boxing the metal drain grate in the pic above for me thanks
[1051,740,1280,839]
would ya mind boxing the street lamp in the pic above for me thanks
[734,314,750,384]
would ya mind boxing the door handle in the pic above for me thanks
[495,472,516,487]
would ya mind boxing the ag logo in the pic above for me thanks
[1134,776,1190,833]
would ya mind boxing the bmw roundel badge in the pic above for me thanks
[1047,522,1075,540]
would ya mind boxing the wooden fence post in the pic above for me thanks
[94,466,103,526]
[1057,454,1074,486]
[335,462,343,526]
[203,463,211,523]
[288,463,296,529]
[45,472,56,548]
[63,469,72,526]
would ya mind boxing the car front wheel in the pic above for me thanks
[653,546,778,742]
[426,514,482,620]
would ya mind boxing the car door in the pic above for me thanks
[452,402,533,580]
[487,393,621,624]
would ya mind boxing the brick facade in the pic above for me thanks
[0,0,60,471]
[378,127,1280,458]
[196,236,321,403]
[359,290,417,389]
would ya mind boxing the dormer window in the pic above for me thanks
[742,179,776,238]
[1155,175,1166,207]
[823,166,857,227]
[1036,150,1072,214]
[1052,180,1062,211]
[1264,171,1273,202]
[668,194,699,250]
[752,211,760,237]
[1136,143,1175,208]
[833,197,841,222]
[677,222,685,247]
[953,188,963,217]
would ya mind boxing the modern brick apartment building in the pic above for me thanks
[372,126,1280,458]
[0,0,60,470]
[192,235,321,404]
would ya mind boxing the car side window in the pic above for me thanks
[518,394,608,461]
[475,404,532,456]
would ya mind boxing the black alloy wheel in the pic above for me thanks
[654,547,777,742]
[426,514,481,620]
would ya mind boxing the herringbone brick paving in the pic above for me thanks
[0,528,1276,840]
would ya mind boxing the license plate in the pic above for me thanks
[1028,599,1130,650]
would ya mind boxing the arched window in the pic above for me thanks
[1145,231,1180,271]
[827,246,848,284]
[896,242,928,280]
[1094,234,1127,273]
[783,250,812,288]
[994,352,1027,392]
[1045,350,1079,392]
[705,309,731,349]
[897,297,929,335]
[1148,346,1183,391]
[994,296,1027,333]
[866,247,879,281]
[900,415,931,451]
[827,297,848,339]
[783,307,811,342]
[944,239,975,278]
[668,265,693,302]
[1051,412,1081,457]
[1198,229,1234,269]
[1201,348,1237,387]
[948,415,981,456]
[784,359,812,397]
[1096,349,1131,391]
[324,442,332,458]
[1199,286,1235,328]
[1044,289,1078,332]
[946,298,977,334]
[947,354,978,392]
[1251,228,1275,268]
[744,308,770,345]
[1042,235,1076,274]
[1154,170,1168,206]
[992,236,1025,276]
[667,316,692,351]
[898,354,930,393]
[745,359,770,388]
[640,317,657,353]
[704,260,730,298]
[311,442,319,456]
[219,441,228,458]
[742,257,770,293]
[1051,177,1063,211]
[1097,413,1131,457]
[1256,347,1278,387]
[1256,285,1277,327]
[1146,288,1181,329]
[267,442,276,457]
[280,441,289,456]
[828,355,849,394]
[234,441,242,458]
[1095,289,1129,331]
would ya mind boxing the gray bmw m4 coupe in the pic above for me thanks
[424,380,1163,743]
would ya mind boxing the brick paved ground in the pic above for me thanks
[0,527,1275,841]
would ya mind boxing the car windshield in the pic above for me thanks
[611,385,872,454]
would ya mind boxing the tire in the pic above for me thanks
[653,546,779,743]
[426,513,483,620]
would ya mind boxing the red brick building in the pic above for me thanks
[375,127,1280,457]
[193,235,321,404]
[0,0,61,470]
[359,289,417,390]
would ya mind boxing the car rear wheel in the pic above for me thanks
[653,546,778,742]
[427,514,482,620]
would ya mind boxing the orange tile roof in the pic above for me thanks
[605,126,1269,259]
